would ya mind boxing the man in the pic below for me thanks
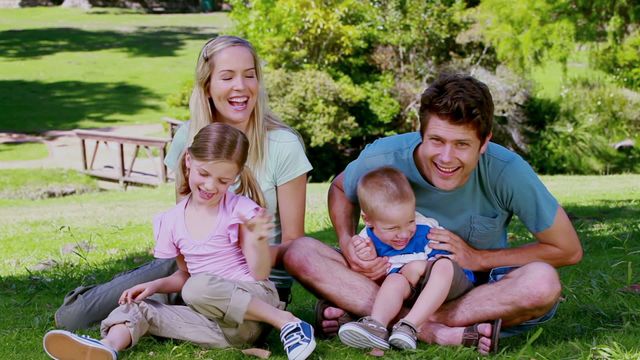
[284,73,582,351]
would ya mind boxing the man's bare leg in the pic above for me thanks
[283,237,379,332]
[419,262,562,347]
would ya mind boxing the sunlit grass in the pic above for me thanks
[0,142,48,161]
[0,175,638,359]
[0,7,230,133]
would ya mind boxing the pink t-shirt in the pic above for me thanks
[153,191,260,281]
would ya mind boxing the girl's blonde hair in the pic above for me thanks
[188,35,293,175]
[178,123,265,207]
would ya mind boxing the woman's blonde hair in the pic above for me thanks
[178,123,265,207]
[188,35,292,175]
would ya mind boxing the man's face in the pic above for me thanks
[415,115,490,191]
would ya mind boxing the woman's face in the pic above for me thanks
[208,46,258,132]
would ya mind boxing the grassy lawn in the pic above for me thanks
[0,142,49,161]
[0,175,639,359]
[0,169,99,199]
[0,7,230,133]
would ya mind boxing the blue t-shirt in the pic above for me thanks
[367,224,475,282]
[344,133,558,250]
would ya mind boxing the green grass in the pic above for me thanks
[0,142,48,161]
[0,168,99,199]
[0,7,230,133]
[1,175,639,358]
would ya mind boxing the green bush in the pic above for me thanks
[226,0,478,179]
[594,31,640,90]
[527,78,640,174]
[266,69,360,148]
[266,68,403,180]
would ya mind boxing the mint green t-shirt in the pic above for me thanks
[343,132,558,250]
[164,122,313,247]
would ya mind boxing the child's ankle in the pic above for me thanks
[280,315,299,329]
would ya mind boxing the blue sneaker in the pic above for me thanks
[43,330,118,360]
[280,320,316,360]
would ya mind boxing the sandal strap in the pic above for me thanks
[461,324,480,347]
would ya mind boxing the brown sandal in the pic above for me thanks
[462,318,502,354]
[314,299,355,338]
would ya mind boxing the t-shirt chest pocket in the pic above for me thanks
[468,215,503,249]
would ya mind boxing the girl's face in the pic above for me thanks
[208,46,258,132]
[185,154,239,207]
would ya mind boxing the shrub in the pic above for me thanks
[527,78,640,174]
[265,68,361,148]
[594,31,640,91]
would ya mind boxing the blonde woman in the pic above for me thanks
[55,36,312,330]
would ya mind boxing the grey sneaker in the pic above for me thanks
[338,316,389,349]
[389,319,418,350]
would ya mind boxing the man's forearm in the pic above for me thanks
[475,242,582,271]
[328,172,359,250]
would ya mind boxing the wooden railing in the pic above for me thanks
[75,129,171,187]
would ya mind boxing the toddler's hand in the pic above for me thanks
[244,208,274,242]
[353,236,376,261]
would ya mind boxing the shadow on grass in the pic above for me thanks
[0,80,159,133]
[0,27,215,59]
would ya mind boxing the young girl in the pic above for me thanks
[43,123,316,360]
[55,35,313,331]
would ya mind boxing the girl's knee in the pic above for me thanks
[181,274,233,308]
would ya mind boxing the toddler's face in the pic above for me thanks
[366,202,417,250]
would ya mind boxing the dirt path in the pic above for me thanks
[0,124,174,186]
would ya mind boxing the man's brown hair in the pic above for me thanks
[419,73,494,141]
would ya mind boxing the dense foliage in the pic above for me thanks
[227,0,489,179]
[166,0,640,179]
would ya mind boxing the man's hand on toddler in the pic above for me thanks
[428,228,482,270]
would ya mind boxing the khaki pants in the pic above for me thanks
[101,273,281,348]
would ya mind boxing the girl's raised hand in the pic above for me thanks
[243,208,274,243]
[118,282,158,305]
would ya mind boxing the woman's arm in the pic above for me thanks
[276,173,307,244]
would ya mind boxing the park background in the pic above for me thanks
[0,1,639,359]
